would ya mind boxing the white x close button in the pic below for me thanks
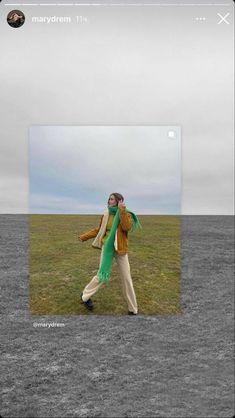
[217,13,230,25]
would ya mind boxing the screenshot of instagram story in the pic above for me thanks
[0,1,234,418]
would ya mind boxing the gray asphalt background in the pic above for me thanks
[0,215,234,418]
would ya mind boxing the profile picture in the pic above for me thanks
[7,10,25,28]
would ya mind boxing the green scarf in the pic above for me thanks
[97,205,142,283]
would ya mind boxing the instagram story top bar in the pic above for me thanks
[2,1,233,6]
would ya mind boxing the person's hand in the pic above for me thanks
[118,200,126,209]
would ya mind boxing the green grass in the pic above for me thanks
[29,214,181,315]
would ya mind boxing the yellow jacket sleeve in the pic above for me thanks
[119,207,133,232]
[79,216,103,241]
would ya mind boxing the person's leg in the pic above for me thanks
[81,247,105,302]
[114,252,138,314]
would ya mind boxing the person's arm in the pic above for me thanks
[119,204,133,232]
[78,216,103,241]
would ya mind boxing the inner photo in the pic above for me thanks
[29,125,181,315]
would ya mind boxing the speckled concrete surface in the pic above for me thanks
[0,215,234,418]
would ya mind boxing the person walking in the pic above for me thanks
[78,193,142,315]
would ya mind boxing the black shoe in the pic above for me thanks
[81,293,93,311]
[128,311,137,315]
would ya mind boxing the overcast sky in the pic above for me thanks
[29,126,181,214]
[0,0,234,214]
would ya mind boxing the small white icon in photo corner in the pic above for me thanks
[168,131,176,139]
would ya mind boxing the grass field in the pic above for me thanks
[29,214,181,315]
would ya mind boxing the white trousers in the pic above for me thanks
[82,246,138,314]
